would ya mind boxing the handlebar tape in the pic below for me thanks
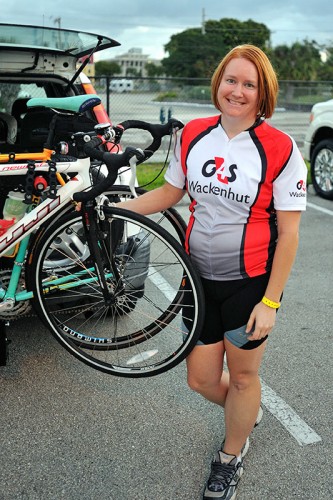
[119,118,184,138]
[73,118,184,203]
[118,118,184,163]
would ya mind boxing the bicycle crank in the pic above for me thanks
[0,269,32,320]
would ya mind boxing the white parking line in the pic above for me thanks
[149,266,176,301]
[261,382,322,446]
[307,201,333,216]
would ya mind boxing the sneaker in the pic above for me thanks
[203,452,243,499]
[218,405,263,465]
[220,437,249,459]
[255,405,263,427]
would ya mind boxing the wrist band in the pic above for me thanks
[261,296,280,309]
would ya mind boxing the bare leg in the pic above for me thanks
[186,341,229,407]
[186,339,266,457]
[222,338,266,457]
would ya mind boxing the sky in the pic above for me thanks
[1,0,332,61]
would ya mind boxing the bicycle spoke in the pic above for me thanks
[32,209,203,377]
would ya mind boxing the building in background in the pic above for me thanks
[108,48,161,77]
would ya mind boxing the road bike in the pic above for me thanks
[0,94,204,377]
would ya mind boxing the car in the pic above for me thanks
[109,79,134,93]
[0,23,147,319]
[303,98,333,200]
[0,22,133,180]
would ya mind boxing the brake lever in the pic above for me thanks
[128,148,144,198]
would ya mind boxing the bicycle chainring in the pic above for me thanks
[0,269,32,320]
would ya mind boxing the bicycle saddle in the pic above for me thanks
[27,95,102,114]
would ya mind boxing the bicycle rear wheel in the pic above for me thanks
[31,207,204,377]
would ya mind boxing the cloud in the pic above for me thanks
[1,0,332,60]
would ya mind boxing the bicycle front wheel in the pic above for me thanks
[31,208,204,377]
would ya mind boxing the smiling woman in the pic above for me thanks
[211,44,279,126]
[111,43,308,500]
[216,58,259,137]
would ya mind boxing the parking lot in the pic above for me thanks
[102,92,310,155]
[0,180,332,499]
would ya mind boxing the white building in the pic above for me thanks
[110,48,161,77]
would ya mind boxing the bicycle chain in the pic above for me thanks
[0,268,101,321]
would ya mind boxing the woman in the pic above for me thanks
[115,45,307,499]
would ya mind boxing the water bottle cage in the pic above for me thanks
[24,161,36,205]
[47,160,58,199]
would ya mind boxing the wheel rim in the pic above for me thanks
[313,147,333,194]
[34,211,203,377]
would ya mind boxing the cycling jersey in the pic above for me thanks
[165,115,307,280]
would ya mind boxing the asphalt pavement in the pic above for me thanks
[0,184,332,500]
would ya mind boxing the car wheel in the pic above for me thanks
[310,139,333,200]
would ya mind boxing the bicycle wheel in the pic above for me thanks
[30,207,204,377]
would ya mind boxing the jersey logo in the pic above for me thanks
[202,157,238,184]
[289,179,307,198]
[297,179,306,192]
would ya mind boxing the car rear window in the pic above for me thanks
[0,82,47,114]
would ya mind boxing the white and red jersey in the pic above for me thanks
[165,115,307,280]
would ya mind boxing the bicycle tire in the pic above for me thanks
[30,207,204,377]
[46,185,187,245]
[26,187,187,320]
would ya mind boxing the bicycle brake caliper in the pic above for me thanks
[96,195,108,220]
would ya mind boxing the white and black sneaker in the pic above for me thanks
[255,405,263,427]
[203,452,243,499]
[220,437,249,460]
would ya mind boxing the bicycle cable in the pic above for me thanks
[137,131,173,189]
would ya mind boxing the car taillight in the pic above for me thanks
[309,112,314,123]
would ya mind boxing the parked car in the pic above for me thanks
[109,79,134,93]
[303,98,333,200]
[0,23,133,180]
[0,23,147,318]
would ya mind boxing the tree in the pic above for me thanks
[126,67,141,77]
[317,45,333,80]
[268,40,324,104]
[269,40,322,81]
[0,83,20,113]
[145,62,165,77]
[95,61,121,76]
[162,18,271,78]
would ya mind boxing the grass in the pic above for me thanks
[136,162,167,190]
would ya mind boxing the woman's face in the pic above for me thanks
[217,57,259,125]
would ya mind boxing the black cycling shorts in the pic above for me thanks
[183,273,276,350]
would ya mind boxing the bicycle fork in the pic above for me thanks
[80,201,120,307]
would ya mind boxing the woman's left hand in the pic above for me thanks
[245,302,277,340]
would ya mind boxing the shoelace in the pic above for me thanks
[208,461,237,490]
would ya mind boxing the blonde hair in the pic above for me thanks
[211,44,278,119]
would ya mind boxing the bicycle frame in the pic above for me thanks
[0,154,93,311]
[0,155,91,256]
[0,101,202,376]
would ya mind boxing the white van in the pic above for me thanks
[109,79,134,93]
